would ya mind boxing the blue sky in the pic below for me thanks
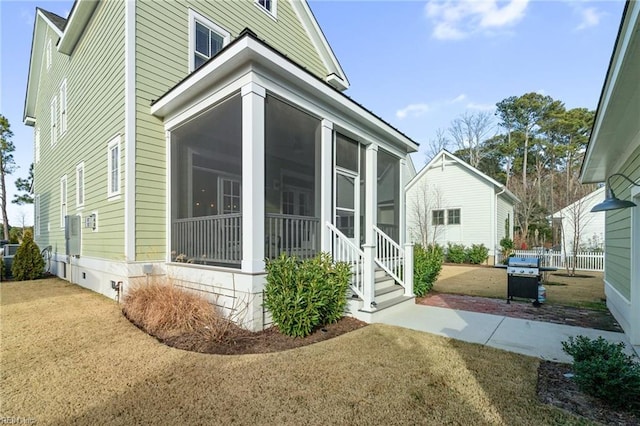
[0,0,626,226]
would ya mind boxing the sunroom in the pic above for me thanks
[151,30,418,326]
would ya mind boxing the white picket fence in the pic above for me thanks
[497,250,604,272]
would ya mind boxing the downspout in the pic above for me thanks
[495,186,507,264]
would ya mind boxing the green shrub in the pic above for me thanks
[413,244,444,297]
[466,244,489,265]
[11,230,44,281]
[499,237,514,264]
[264,252,351,337]
[562,335,640,410]
[446,243,467,263]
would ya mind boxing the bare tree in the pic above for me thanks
[448,111,494,168]
[424,128,449,163]
[409,181,445,247]
[0,115,17,241]
[559,184,596,276]
[508,177,539,243]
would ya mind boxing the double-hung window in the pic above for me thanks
[107,136,120,198]
[60,176,67,228]
[255,0,277,17]
[50,96,57,146]
[189,10,230,71]
[76,163,85,207]
[432,209,445,226]
[447,208,461,225]
[59,79,67,135]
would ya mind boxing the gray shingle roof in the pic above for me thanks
[39,8,67,32]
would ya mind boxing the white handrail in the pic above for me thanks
[326,223,365,299]
[373,225,405,288]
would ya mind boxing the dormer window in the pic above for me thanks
[188,9,230,72]
[255,0,277,18]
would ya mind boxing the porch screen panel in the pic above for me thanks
[377,148,400,242]
[170,94,242,266]
[264,95,320,260]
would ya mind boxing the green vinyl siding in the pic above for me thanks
[32,0,126,261]
[605,147,640,300]
[133,0,328,258]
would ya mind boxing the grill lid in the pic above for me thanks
[507,257,540,268]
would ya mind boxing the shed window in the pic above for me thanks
[447,209,460,225]
[432,209,444,226]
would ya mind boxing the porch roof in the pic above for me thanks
[150,29,419,154]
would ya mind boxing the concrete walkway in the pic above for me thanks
[374,303,637,363]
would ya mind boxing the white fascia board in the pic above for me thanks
[58,0,99,55]
[289,0,349,90]
[151,36,417,153]
[581,1,640,183]
[24,16,47,124]
[37,9,64,38]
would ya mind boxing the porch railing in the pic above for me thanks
[171,213,242,265]
[265,213,319,260]
[327,222,365,299]
[374,226,413,294]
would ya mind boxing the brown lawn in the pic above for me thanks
[0,279,589,425]
[434,265,606,309]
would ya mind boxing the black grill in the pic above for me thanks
[506,257,541,305]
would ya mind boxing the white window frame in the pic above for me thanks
[60,175,67,229]
[50,96,57,146]
[432,209,445,226]
[447,208,461,225]
[46,38,52,70]
[35,127,41,163]
[255,0,277,19]
[107,135,121,199]
[76,162,85,208]
[188,9,231,72]
[34,194,41,237]
[59,79,68,135]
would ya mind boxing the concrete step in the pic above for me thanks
[375,283,405,304]
[349,295,415,322]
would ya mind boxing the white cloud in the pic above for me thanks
[576,7,601,30]
[425,0,529,40]
[396,103,431,119]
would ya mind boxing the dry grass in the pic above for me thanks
[0,279,591,425]
[122,280,231,341]
[434,265,606,309]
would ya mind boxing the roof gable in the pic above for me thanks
[407,149,519,204]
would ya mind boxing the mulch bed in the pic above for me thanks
[417,292,623,332]
[538,361,639,425]
[147,316,367,356]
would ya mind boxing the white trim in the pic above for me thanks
[125,0,136,262]
[35,128,41,163]
[254,0,277,20]
[60,175,67,228]
[188,8,231,73]
[59,79,68,136]
[165,131,171,263]
[50,96,57,146]
[107,135,121,199]
[76,162,85,208]
[151,38,416,153]
[46,38,52,71]
[34,194,41,237]
[631,186,640,345]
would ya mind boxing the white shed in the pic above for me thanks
[552,187,605,253]
[406,150,519,264]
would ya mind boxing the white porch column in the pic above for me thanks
[363,144,378,309]
[399,157,407,246]
[241,82,266,273]
[320,120,333,253]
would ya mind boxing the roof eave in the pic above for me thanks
[58,0,98,55]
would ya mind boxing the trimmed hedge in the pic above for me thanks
[11,230,44,281]
[413,244,444,297]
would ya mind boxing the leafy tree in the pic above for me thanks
[13,163,34,205]
[0,114,16,241]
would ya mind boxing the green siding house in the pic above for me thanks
[581,0,640,347]
[24,0,418,330]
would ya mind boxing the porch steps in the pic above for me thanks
[346,268,415,323]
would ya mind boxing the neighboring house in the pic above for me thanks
[406,150,519,264]
[551,187,605,253]
[24,0,418,330]
[581,0,640,346]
